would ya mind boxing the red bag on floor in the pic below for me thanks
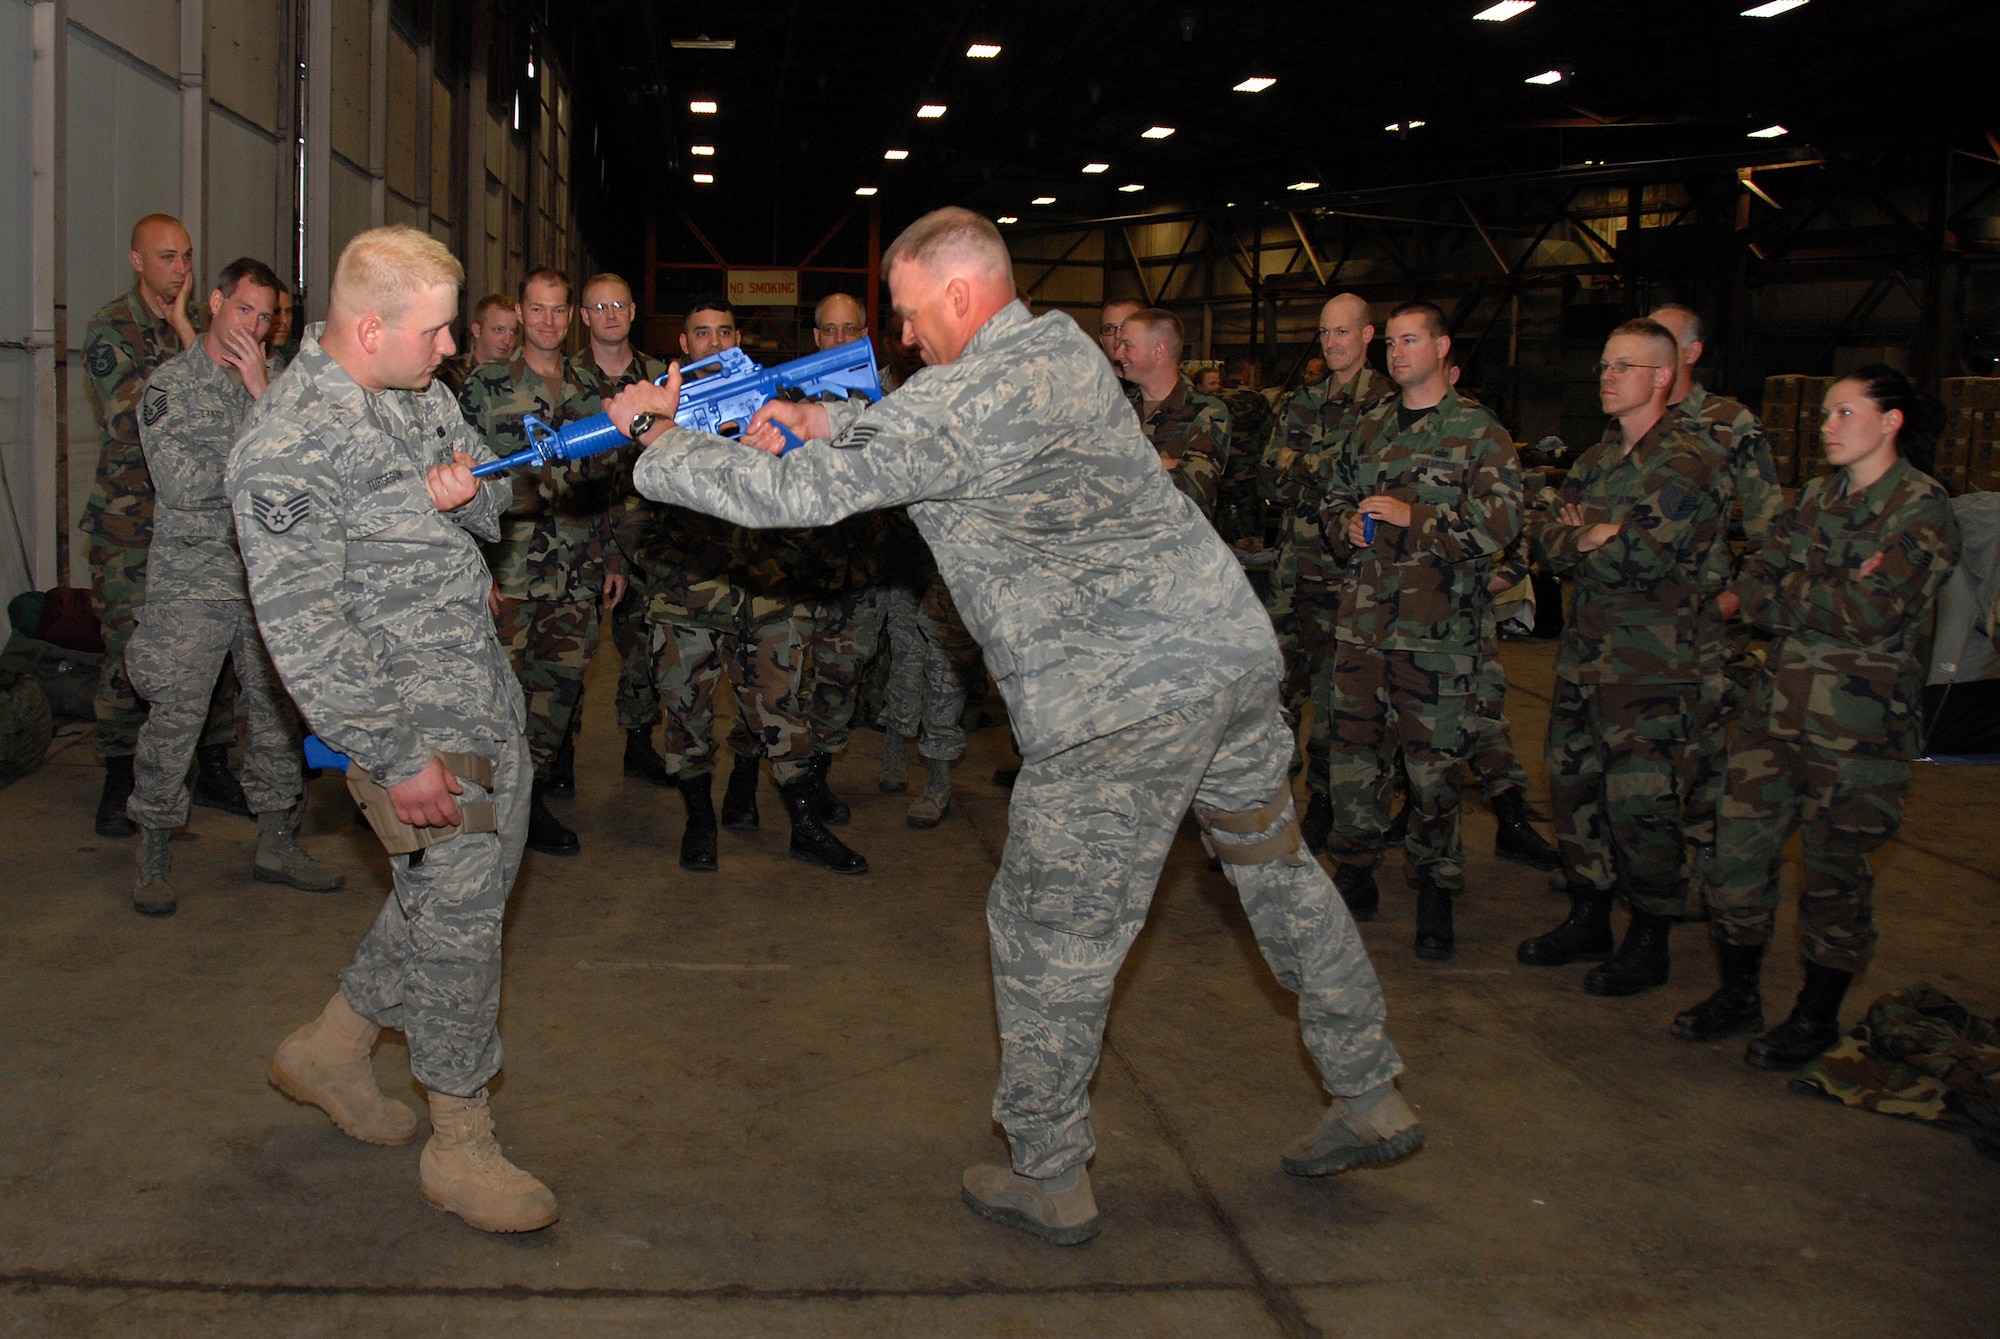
[36,587,104,654]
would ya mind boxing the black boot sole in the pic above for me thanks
[1495,838,1562,871]
[96,813,137,839]
[1744,1026,1841,1070]
[790,847,868,875]
[1671,1009,1765,1042]
[679,851,718,873]
[526,837,580,856]
[1414,936,1454,962]
[721,813,760,830]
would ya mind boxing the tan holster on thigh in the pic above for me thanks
[347,752,498,856]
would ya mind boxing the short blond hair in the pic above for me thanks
[883,207,1011,282]
[330,225,464,322]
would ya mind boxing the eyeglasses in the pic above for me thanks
[816,322,865,338]
[587,300,631,314]
[1594,360,1665,377]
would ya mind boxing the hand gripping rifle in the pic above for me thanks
[469,339,883,479]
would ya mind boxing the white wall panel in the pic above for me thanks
[68,0,178,86]
[65,25,181,327]
[329,153,370,263]
[207,105,280,277]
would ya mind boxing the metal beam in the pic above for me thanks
[1288,213,1328,286]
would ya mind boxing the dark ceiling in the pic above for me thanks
[552,0,1997,282]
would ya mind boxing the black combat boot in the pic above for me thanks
[526,781,579,856]
[623,728,671,786]
[549,733,576,795]
[677,774,718,872]
[1517,884,1615,966]
[1744,962,1854,1070]
[1299,792,1334,854]
[1413,871,1454,962]
[1333,863,1379,923]
[1672,941,1766,1041]
[1583,909,1673,996]
[1491,787,1560,871]
[808,751,851,824]
[991,766,1020,789]
[721,752,761,829]
[191,743,253,818]
[95,755,138,838]
[778,777,868,874]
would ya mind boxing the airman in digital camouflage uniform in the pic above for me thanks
[1516,319,1729,997]
[1674,366,1957,1068]
[1320,301,1523,962]
[231,226,555,1236]
[81,213,247,838]
[1114,308,1230,519]
[126,257,341,917]
[610,207,1419,1247]
[1265,295,1394,852]
[461,268,623,857]
[1649,304,1789,876]
[624,296,866,877]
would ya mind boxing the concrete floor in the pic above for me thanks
[2,639,1996,1338]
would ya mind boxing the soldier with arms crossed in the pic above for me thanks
[608,207,1419,1246]
[231,226,556,1235]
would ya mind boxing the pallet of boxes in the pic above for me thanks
[1941,377,2000,496]
[1761,375,1833,488]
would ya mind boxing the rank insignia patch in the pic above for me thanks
[141,386,169,426]
[832,422,878,451]
[251,491,313,534]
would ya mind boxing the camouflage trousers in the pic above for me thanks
[1706,731,1904,973]
[340,732,529,1097]
[1546,678,1695,916]
[1471,631,1531,800]
[990,657,1401,1178]
[1324,645,1475,891]
[87,529,235,759]
[493,595,601,777]
[879,583,978,761]
[124,598,300,830]
[1285,584,1340,795]
[1683,630,1754,849]
[611,564,660,732]
[651,609,813,785]
[798,585,887,757]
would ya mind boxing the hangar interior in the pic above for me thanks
[0,1,1996,1335]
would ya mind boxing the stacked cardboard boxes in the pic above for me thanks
[1760,375,1833,485]
[1941,378,2000,495]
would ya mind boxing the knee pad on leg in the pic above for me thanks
[1193,795,1309,868]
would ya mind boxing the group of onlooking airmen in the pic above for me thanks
[1094,286,1959,1073]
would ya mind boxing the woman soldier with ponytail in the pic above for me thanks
[1672,365,1960,1068]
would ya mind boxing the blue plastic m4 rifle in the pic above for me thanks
[470,339,883,479]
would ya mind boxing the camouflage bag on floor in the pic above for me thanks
[1792,984,2000,1160]
[0,667,53,778]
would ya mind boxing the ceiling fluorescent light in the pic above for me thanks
[1233,76,1275,93]
[918,104,947,118]
[690,144,715,156]
[1740,0,1807,15]
[1288,181,1319,192]
[966,43,1002,58]
[883,148,909,160]
[671,35,736,50]
[1082,162,1109,173]
[854,186,878,196]
[997,216,1019,224]
[1141,125,1175,139]
[1032,196,1056,205]
[1118,183,1144,192]
[690,100,717,114]
[1525,69,1564,85]
[691,173,713,184]
[1473,1,1535,20]
[1747,123,1788,138]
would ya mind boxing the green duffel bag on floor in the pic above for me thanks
[0,668,53,778]
[0,632,102,721]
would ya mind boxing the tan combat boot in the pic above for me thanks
[961,1163,1100,1245]
[420,1089,559,1233]
[253,808,345,891]
[1281,1082,1426,1176]
[134,827,178,917]
[268,992,418,1144]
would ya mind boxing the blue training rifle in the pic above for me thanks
[469,338,883,479]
